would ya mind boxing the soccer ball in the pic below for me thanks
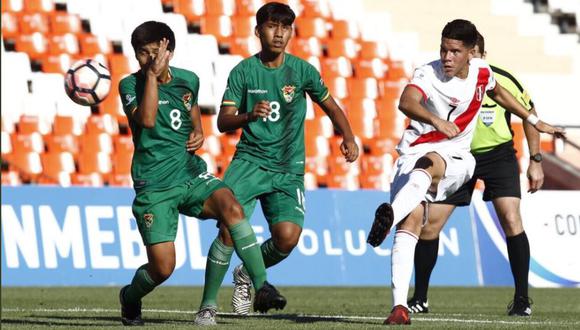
[64,59,111,106]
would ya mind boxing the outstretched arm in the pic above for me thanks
[318,97,359,162]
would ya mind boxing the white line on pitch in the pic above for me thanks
[2,307,578,326]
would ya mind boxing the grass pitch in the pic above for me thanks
[2,286,580,329]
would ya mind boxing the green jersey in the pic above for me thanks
[471,64,534,153]
[221,53,330,174]
[119,66,207,192]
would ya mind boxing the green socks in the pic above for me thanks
[200,238,234,308]
[123,264,157,304]
[260,238,290,268]
[229,221,267,290]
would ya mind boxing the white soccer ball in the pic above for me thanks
[64,59,111,106]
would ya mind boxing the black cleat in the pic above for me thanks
[407,296,429,314]
[120,285,144,326]
[253,281,287,314]
[507,296,533,316]
[367,203,394,247]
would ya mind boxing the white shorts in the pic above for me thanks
[390,148,475,203]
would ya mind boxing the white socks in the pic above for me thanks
[391,230,419,307]
[391,169,432,229]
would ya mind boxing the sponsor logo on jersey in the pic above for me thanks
[282,85,296,103]
[124,94,136,106]
[182,92,192,110]
[158,100,169,105]
[479,109,495,126]
[143,213,154,228]
[476,85,484,102]
[248,89,268,94]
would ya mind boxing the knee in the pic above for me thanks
[218,225,234,247]
[499,210,523,236]
[272,227,302,253]
[149,260,175,284]
[221,202,245,226]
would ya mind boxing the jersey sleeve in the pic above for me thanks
[221,66,245,109]
[190,73,200,106]
[119,76,138,116]
[482,62,496,92]
[303,63,330,104]
[408,66,431,102]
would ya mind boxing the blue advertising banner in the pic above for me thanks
[2,186,490,287]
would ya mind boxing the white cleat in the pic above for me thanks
[231,264,252,315]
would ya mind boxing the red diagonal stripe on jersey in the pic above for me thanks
[410,67,490,147]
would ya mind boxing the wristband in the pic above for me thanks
[526,114,539,126]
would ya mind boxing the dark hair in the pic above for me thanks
[441,19,478,48]
[476,31,485,54]
[131,21,176,52]
[256,2,296,26]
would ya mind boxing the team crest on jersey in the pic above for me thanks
[476,86,484,102]
[281,85,296,103]
[182,92,192,110]
[143,213,154,228]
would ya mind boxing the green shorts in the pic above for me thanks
[132,171,227,245]
[224,158,305,227]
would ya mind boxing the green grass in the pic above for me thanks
[2,286,580,329]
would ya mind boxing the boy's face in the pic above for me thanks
[136,40,173,70]
[255,19,293,54]
[439,37,475,78]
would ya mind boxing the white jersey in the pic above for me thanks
[397,58,496,155]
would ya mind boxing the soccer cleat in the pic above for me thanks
[194,306,217,326]
[367,203,394,247]
[119,285,144,326]
[507,296,533,316]
[231,264,252,315]
[407,296,429,314]
[384,305,411,325]
[253,281,287,314]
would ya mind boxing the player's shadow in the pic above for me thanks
[220,313,379,326]
[1,315,238,326]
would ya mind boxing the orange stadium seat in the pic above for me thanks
[201,114,220,136]
[174,0,205,22]
[201,15,233,43]
[47,33,79,55]
[15,33,48,58]
[112,152,132,175]
[348,77,379,99]
[1,131,12,155]
[346,97,376,121]
[1,12,19,38]
[326,173,359,190]
[77,152,112,175]
[353,58,387,79]
[200,134,223,156]
[379,80,405,100]
[232,15,255,37]
[386,60,408,81]
[320,56,352,78]
[235,0,264,16]
[7,151,43,180]
[52,115,82,136]
[289,37,322,58]
[108,55,133,75]
[98,92,124,117]
[17,115,43,134]
[206,0,236,16]
[2,0,23,13]
[49,12,81,34]
[80,132,113,154]
[300,0,331,18]
[19,12,49,34]
[359,40,388,60]
[326,38,358,59]
[113,134,134,154]
[78,33,112,56]
[85,114,119,135]
[44,133,79,154]
[40,151,76,177]
[324,76,348,99]
[359,173,388,190]
[71,172,104,186]
[219,131,240,157]
[366,137,397,157]
[109,174,133,187]
[23,0,54,13]
[330,20,359,40]
[294,17,328,39]
[11,132,45,153]
[1,170,22,186]
[39,53,72,74]
[229,36,260,57]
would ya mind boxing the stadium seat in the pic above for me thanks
[305,116,334,138]
[201,114,220,137]
[201,134,223,156]
[229,36,261,57]
[71,172,104,186]
[17,115,43,134]
[77,151,112,175]
[14,33,48,58]
[366,137,397,157]
[201,15,233,43]
[294,17,328,39]
[1,12,19,38]
[52,115,83,136]
[348,77,379,99]
[330,20,359,40]
[7,151,43,180]
[113,134,134,154]
[174,0,205,22]
[1,170,22,186]
[323,76,348,99]
[1,0,24,12]
[231,15,255,37]
[326,38,358,59]
[235,0,264,16]
[112,151,132,175]
[300,0,331,18]
[109,173,133,187]
[289,37,322,58]
[386,59,408,81]
[49,12,81,35]
[78,33,112,56]
[43,133,80,154]
[320,56,353,78]
[38,53,72,74]
[353,58,387,79]
[326,173,360,190]
[304,171,318,189]
[47,33,79,55]
[359,40,388,60]
[40,151,76,177]
[207,0,236,16]
[85,114,119,136]
[219,131,241,157]
[359,173,389,190]
[1,131,12,155]
[80,132,113,154]
[22,0,54,13]
[98,92,124,117]
[199,152,218,174]
[19,12,50,34]
[11,132,44,153]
